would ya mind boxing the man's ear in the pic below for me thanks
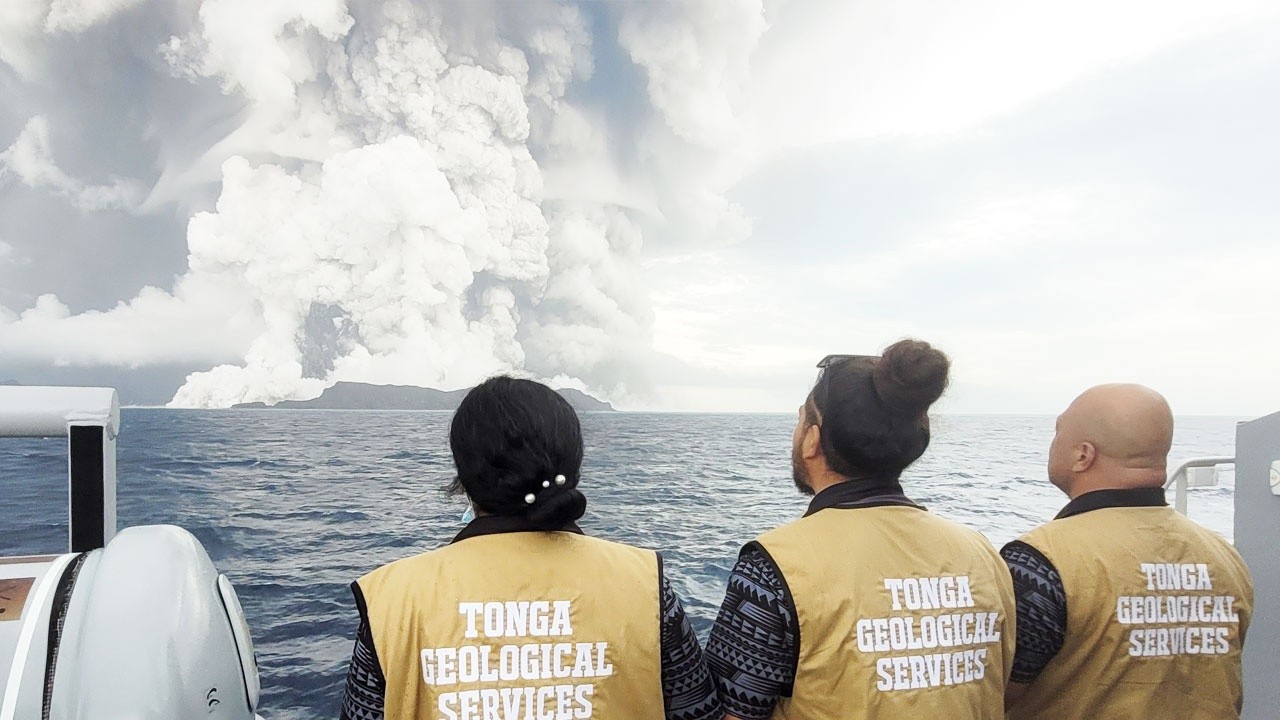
[1072,441,1097,473]
[801,423,823,460]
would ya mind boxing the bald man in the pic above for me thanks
[1002,384,1254,720]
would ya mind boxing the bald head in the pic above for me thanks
[1048,384,1174,498]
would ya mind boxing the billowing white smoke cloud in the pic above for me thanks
[168,0,580,406]
[0,0,767,407]
[170,135,545,406]
[614,0,764,250]
[0,275,260,367]
[618,0,767,149]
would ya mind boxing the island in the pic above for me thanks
[232,382,615,412]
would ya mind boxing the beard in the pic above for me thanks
[791,442,815,496]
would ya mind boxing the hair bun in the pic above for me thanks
[526,486,587,531]
[872,339,950,416]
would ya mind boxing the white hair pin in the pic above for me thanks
[524,493,536,504]
[554,474,566,486]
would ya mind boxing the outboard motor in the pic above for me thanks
[0,387,263,719]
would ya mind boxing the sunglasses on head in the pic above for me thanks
[812,354,879,421]
[817,354,877,369]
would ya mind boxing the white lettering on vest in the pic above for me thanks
[883,576,974,610]
[1119,561,1241,659]
[873,648,990,691]
[435,683,596,719]
[863,575,1003,694]
[424,600,612,719]
[1140,563,1214,591]
[460,602,484,639]
[459,600,577,640]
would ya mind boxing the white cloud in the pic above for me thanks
[170,135,546,407]
[745,0,1280,155]
[2,0,782,409]
[154,0,771,406]
[163,0,353,110]
[6,0,758,407]
[0,116,145,211]
[45,0,148,33]
[5,0,1277,416]
[617,0,767,149]
[145,0,357,206]
[0,1,46,77]
[0,0,153,77]
[169,362,326,409]
[610,0,765,251]
[520,205,653,398]
[646,154,1280,414]
[0,276,260,368]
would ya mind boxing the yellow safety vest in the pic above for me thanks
[1008,505,1253,720]
[357,531,664,720]
[756,505,1015,720]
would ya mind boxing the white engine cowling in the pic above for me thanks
[0,526,261,720]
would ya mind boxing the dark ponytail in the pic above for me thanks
[449,376,587,529]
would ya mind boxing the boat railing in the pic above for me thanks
[0,386,118,552]
[1165,456,1235,515]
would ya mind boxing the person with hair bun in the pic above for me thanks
[706,340,1015,719]
[340,376,721,720]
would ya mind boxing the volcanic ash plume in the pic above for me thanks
[0,0,766,407]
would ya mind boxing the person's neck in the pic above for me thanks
[1066,471,1166,500]
[807,466,890,496]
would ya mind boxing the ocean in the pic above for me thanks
[1,411,1240,718]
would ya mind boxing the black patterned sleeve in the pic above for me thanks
[660,570,724,720]
[704,548,797,720]
[1000,540,1068,684]
[340,584,386,720]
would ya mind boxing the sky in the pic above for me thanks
[1,0,1278,415]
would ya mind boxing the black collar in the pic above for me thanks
[1055,487,1167,520]
[804,477,923,517]
[452,515,584,544]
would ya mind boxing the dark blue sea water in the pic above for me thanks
[0,411,1239,719]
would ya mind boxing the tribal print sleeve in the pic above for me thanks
[660,575,725,720]
[1000,539,1068,683]
[705,548,798,720]
[340,614,386,720]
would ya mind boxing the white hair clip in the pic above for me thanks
[542,480,551,488]
[554,474,566,486]
[524,493,536,505]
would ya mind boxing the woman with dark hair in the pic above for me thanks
[340,376,721,720]
[705,339,1016,720]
